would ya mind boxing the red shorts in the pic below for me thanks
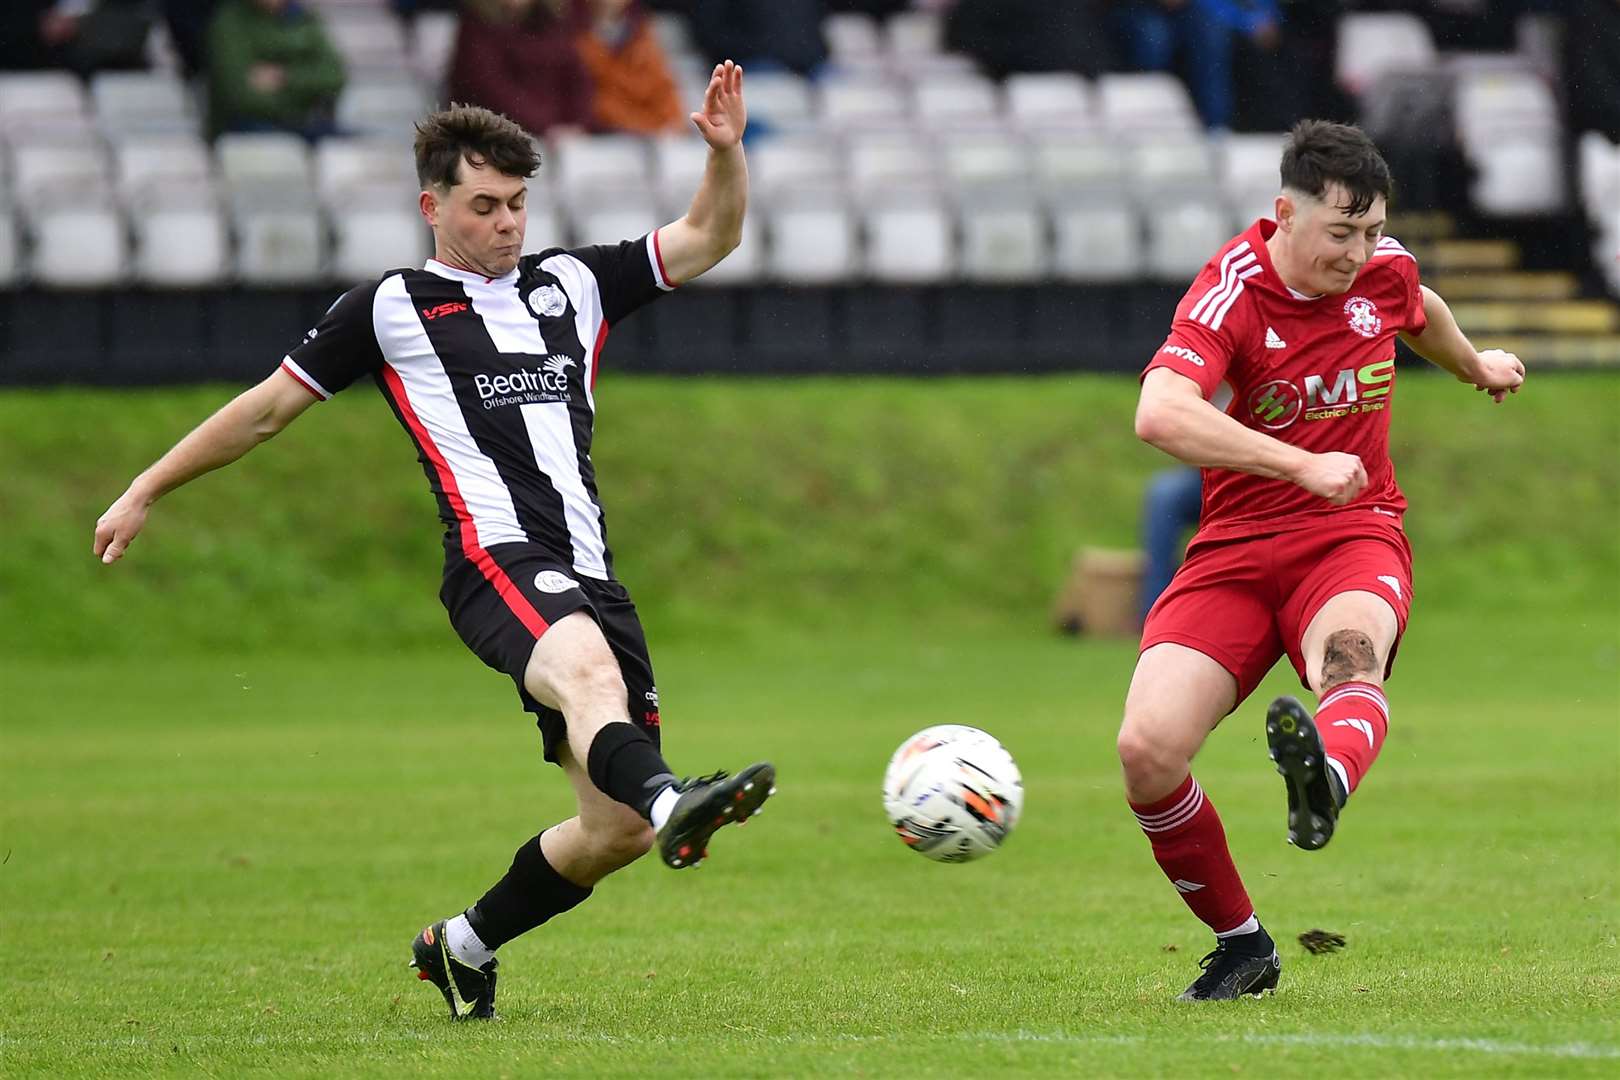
[1140,520,1414,707]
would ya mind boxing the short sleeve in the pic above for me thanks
[279,280,385,400]
[564,230,675,325]
[1396,252,1427,336]
[1142,272,1240,399]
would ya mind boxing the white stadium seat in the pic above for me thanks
[849,132,936,198]
[0,210,18,285]
[766,200,857,284]
[750,134,843,199]
[886,10,944,57]
[864,196,954,282]
[1005,73,1093,131]
[134,204,229,286]
[217,132,313,192]
[1146,196,1231,280]
[1221,132,1285,222]
[0,72,88,133]
[519,199,567,255]
[1051,199,1142,282]
[1578,132,1620,227]
[1129,135,1217,202]
[817,77,907,126]
[1096,73,1199,134]
[940,132,1030,193]
[1031,132,1128,199]
[824,13,882,60]
[650,11,693,58]
[332,206,430,282]
[234,205,326,284]
[741,70,815,132]
[552,133,652,207]
[571,200,661,248]
[30,205,127,287]
[338,77,435,136]
[912,74,999,129]
[959,201,1047,282]
[315,136,418,203]
[1471,134,1564,215]
[90,71,194,134]
[12,139,111,204]
[410,11,460,86]
[116,135,212,203]
[1336,13,1437,96]
[651,134,710,208]
[323,11,410,74]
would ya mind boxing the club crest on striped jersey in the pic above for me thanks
[1343,296,1382,338]
[534,570,580,593]
[528,283,568,319]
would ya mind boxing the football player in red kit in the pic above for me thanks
[1119,119,1525,1000]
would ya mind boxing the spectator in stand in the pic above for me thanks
[450,0,593,136]
[4,0,155,73]
[577,0,686,135]
[689,0,827,76]
[1113,0,1283,130]
[206,0,345,138]
[945,0,1115,79]
[160,0,221,76]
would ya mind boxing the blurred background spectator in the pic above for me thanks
[945,0,1114,79]
[1111,0,1283,130]
[3,0,156,74]
[577,0,685,135]
[206,0,345,138]
[450,0,592,136]
[688,0,828,76]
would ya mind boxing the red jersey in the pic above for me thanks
[1144,218,1427,543]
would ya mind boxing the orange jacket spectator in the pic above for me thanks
[577,0,685,135]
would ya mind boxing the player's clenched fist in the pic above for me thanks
[1294,451,1367,505]
[1469,348,1525,404]
[94,488,150,564]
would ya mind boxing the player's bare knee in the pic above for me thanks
[1320,628,1379,691]
[1116,722,1183,792]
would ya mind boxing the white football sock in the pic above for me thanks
[648,784,680,831]
[444,912,494,968]
[1216,914,1261,939]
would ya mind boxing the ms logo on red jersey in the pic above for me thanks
[1248,359,1394,430]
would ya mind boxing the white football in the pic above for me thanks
[882,724,1023,863]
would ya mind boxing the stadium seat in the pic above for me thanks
[864,196,954,282]
[1335,13,1436,96]
[12,139,111,205]
[740,70,815,132]
[410,11,460,87]
[0,210,18,286]
[552,133,652,207]
[750,134,844,198]
[817,77,907,127]
[650,11,693,58]
[912,74,999,129]
[571,200,661,248]
[234,204,325,285]
[1050,198,1143,282]
[959,201,1047,282]
[885,10,944,57]
[90,71,195,135]
[765,199,857,284]
[216,132,312,190]
[30,205,126,286]
[940,132,1030,194]
[116,135,212,204]
[1096,73,1199,134]
[323,10,410,75]
[1030,132,1128,200]
[1005,73,1093,131]
[315,136,418,203]
[331,206,429,282]
[1470,133,1563,215]
[134,204,230,287]
[824,13,882,60]
[338,77,435,136]
[1221,132,1285,223]
[1578,132,1620,227]
[651,134,710,208]
[1146,195,1230,280]
[849,132,937,198]
[1129,135,1217,203]
[519,200,567,254]
[0,72,87,134]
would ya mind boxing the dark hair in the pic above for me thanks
[413,103,540,191]
[1279,119,1392,217]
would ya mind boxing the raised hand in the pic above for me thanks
[690,60,745,151]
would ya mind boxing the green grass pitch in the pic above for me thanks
[3,610,1615,1077]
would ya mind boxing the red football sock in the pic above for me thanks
[1314,681,1390,796]
[1129,775,1255,935]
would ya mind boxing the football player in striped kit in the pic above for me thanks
[94,62,775,1020]
[1119,120,1525,1000]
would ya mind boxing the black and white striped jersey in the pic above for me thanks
[280,231,676,581]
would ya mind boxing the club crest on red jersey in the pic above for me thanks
[1343,296,1382,338]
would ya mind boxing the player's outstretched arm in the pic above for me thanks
[1400,285,1525,403]
[93,368,319,564]
[656,60,747,286]
[1136,368,1368,505]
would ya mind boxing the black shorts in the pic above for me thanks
[440,543,661,765]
